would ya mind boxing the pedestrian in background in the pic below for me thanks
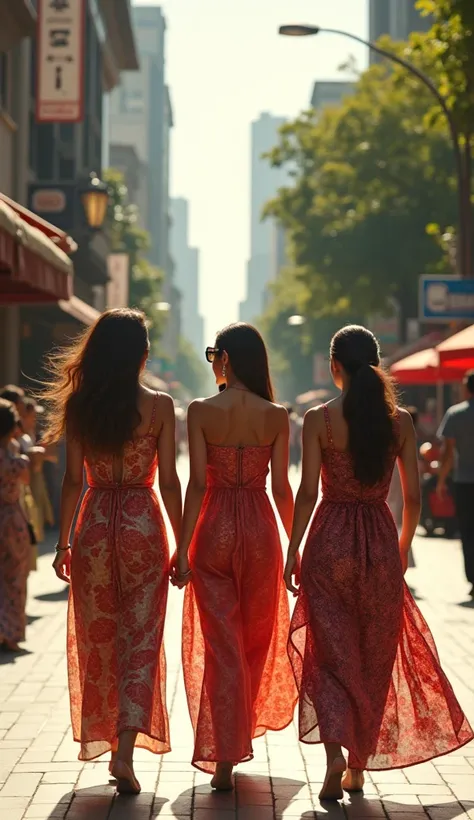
[42,308,182,795]
[0,399,31,652]
[437,369,474,597]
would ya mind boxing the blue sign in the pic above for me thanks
[419,276,474,322]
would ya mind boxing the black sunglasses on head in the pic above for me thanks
[205,346,220,363]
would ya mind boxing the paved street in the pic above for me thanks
[1,464,474,819]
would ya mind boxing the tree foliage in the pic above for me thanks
[103,169,166,353]
[175,336,211,398]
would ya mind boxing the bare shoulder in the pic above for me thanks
[187,398,207,420]
[158,392,175,417]
[304,404,326,430]
[397,407,416,439]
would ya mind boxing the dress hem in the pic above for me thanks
[74,729,171,763]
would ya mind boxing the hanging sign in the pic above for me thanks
[36,0,85,123]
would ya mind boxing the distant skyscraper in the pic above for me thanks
[109,6,178,359]
[239,113,288,324]
[369,0,431,63]
[311,81,355,110]
[171,198,204,355]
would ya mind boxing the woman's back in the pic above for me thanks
[84,391,160,489]
[320,401,399,504]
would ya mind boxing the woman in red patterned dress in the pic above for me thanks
[284,325,473,801]
[172,323,297,790]
[43,309,182,794]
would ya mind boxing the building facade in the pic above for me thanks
[109,6,178,361]
[171,198,203,355]
[311,80,355,110]
[239,112,288,324]
[0,0,139,386]
[369,0,431,62]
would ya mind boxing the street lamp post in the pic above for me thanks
[80,172,109,231]
[279,25,471,279]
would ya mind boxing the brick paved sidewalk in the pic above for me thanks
[1,528,474,820]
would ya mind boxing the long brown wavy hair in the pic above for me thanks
[330,325,398,486]
[41,308,150,453]
[215,323,275,402]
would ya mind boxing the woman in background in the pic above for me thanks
[0,399,30,651]
[173,323,297,790]
[43,309,182,794]
[285,325,473,801]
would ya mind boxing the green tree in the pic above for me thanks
[265,50,457,329]
[103,169,166,353]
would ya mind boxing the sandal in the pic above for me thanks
[111,760,141,795]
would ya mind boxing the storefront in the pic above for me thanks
[0,194,99,386]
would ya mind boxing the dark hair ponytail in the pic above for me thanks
[330,325,398,486]
[215,322,274,402]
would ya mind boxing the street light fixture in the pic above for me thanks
[80,172,109,230]
[279,24,471,279]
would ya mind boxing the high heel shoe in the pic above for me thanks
[342,768,365,792]
[111,760,141,795]
[319,755,346,801]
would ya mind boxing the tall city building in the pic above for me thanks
[369,0,431,62]
[311,81,355,110]
[239,113,288,324]
[171,198,204,355]
[109,6,178,358]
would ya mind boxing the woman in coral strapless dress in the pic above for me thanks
[173,323,297,790]
[43,309,182,794]
[284,325,474,801]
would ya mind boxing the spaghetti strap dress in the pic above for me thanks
[289,405,473,770]
[68,393,171,761]
[182,444,298,773]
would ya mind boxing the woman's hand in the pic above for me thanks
[169,552,192,589]
[52,549,71,584]
[284,552,301,597]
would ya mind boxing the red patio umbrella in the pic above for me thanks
[390,347,466,385]
[437,324,474,372]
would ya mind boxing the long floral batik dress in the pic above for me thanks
[0,448,30,645]
[289,405,473,770]
[182,444,298,773]
[68,399,170,761]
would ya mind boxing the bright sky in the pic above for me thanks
[132,0,368,342]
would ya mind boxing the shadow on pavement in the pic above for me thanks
[40,781,474,819]
[35,586,69,602]
[0,645,33,665]
[458,598,474,609]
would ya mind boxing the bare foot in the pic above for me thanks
[111,760,141,795]
[342,768,365,792]
[211,762,234,791]
[319,755,346,801]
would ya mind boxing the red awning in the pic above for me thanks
[390,347,467,385]
[0,198,73,304]
[0,194,77,255]
[437,324,474,371]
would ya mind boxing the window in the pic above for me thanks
[0,51,11,113]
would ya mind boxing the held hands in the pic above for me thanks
[52,548,71,584]
[169,552,192,589]
[284,552,301,597]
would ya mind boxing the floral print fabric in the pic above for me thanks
[182,444,298,773]
[68,433,170,761]
[0,449,30,644]
[289,405,473,769]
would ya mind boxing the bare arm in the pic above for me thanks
[437,438,455,488]
[174,401,207,583]
[397,411,422,572]
[284,409,322,594]
[53,433,84,583]
[270,407,294,539]
[157,394,182,547]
